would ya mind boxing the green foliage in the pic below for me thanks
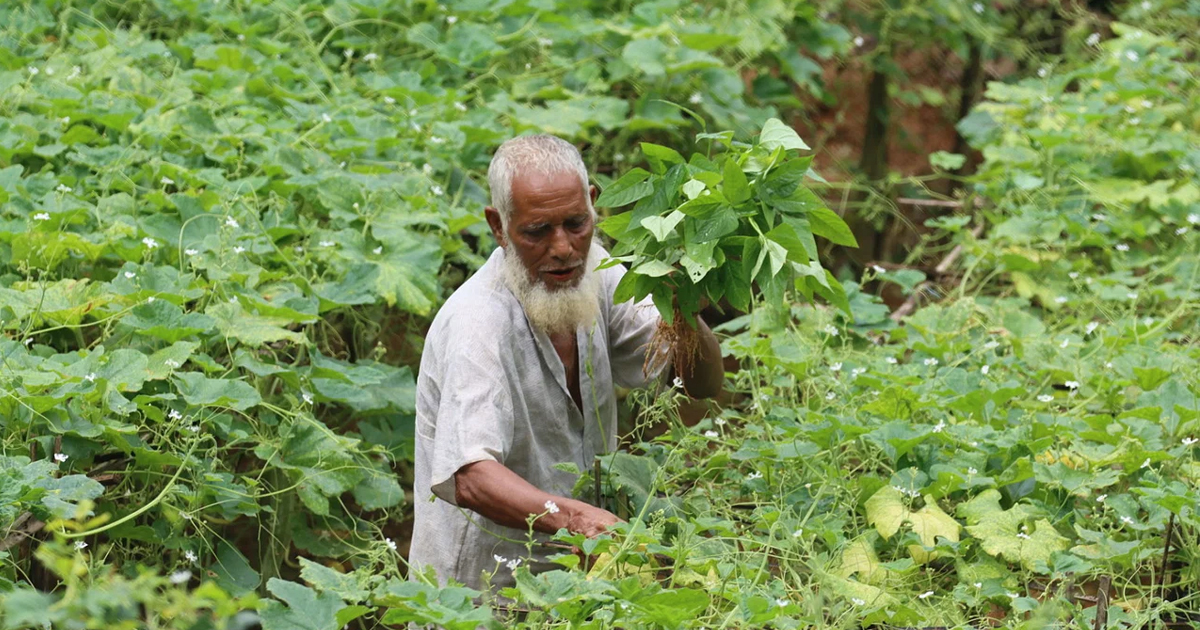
[601,119,853,325]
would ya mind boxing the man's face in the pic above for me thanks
[487,170,596,291]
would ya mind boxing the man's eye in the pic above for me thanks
[566,217,587,230]
[525,226,548,237]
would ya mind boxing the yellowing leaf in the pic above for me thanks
[907,499,961,563]
[864,486,907,540]
[839,538,887,585]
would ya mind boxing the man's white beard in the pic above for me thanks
[501,245,601,336]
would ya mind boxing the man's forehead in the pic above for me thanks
[510,170,588,215]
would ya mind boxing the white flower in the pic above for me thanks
[169,570,192,584]
[704,430,718,438]
[980,365,989,375]
[1086,32,1101,47]
[885,357,898,364]
[544,500,559,514]
[1177,227,1189,236]
[524,63,531,69]
[851,367,867,377]
[233,246,246,254]
[385,537,397,551]
[237,33,245,41]
[923,358,938,366]
[160,176,174,185]
[1127,292,1138,300]
[1141,0,1150,8]
[84,373,96,382]
[454,102,467,112]
[1017,532,1030,539]
[1091,213,1108,222]
[1060,338,1070,348]
[1054,296,1068,304]
[431,185,444,196]
[185,248,199,256]
[670,376,684,389]
[319,240,335,247]
[1140,458,1151,469]
[1085,321,1099,335]
[1037,67,1048,78]
[372,246,382,255]
[446,15,458,24]
[1129,117,1140,125]
[829,362,842,372]
[1038,394,1054,402]
[60,116,70,125]
[973,2,984,12]
[775,598,789,608]
[142,237,159,249]
[343,48,354,59]
[67,65,81,79]
[1121,515,1135,525]
[506,558,522,570]
[184,550,198,563]
[1125,105,1136,114]
[1187,213,1200,225]
[225,216,239,228]
[168,409,183,420]
[186,424,199,433]
[918,590,934,600]
[302,391,314,405]
[124,271,136,279]
[968,467,978,475]
[932,420,946,433]
[1125,50,1139,62]
[871,264,886,274]
[1007,592,1020,599]
[363,52,378,62]
[56,184,73,193]
[825,392,836,401]
[383,96,396,105]
[689,92,702,105]
[54,453,68,463]
[613,153,625,162]
[1183,437,1198,446]
[429,136,445,144]
[852,598,866,606]
[494,554,507,563]
[1105,361,1114,369]
[1068,272,1079,280]
[321,113,332,123]
[165,359,180,369]
[34,212,50,221]
[1065,380,1080,390]
[973,582,983,588]
[853,36,864,47]
[715,418,726,426]
[74,541,87,550]
[823,324,839,336]
[746,471,763,480]
[1096,494,1107,503]
[28,66,39,75]
[23,338,33,347]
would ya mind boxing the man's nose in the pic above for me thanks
[548,227,574,260]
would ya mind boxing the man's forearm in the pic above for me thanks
[454,460,619,537]
[680,316,723,399]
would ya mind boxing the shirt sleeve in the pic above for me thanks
[426,320,514,506]
[602,261,669,390]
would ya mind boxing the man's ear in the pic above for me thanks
[484,207,506,248]
[589,184,598,206]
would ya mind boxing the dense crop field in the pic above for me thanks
[1,1,1198,629]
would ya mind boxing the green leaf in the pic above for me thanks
[261,578,345,630]
[640,143,685,175]
[806,207,858,247]
[299,558,368,602]
[122,301,215,343]
[640,210,685,242]
[596,168,654,207]
[623,38,668,77]
[722,158,750,205]
[173,372,262,411]
[929,151,966,170]
[635,588,709,630]
[208,302,306,347]
[758,118,810,152]
[633,260,676,278]
[211,541,260,597]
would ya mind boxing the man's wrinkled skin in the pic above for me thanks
[454,169,723,540]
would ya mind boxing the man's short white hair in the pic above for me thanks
[487,134,591,230]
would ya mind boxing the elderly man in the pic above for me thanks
[408,135,723,591]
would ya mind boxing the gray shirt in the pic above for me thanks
[408,245,663,592]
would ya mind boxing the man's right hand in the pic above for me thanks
[562,499,621,538]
